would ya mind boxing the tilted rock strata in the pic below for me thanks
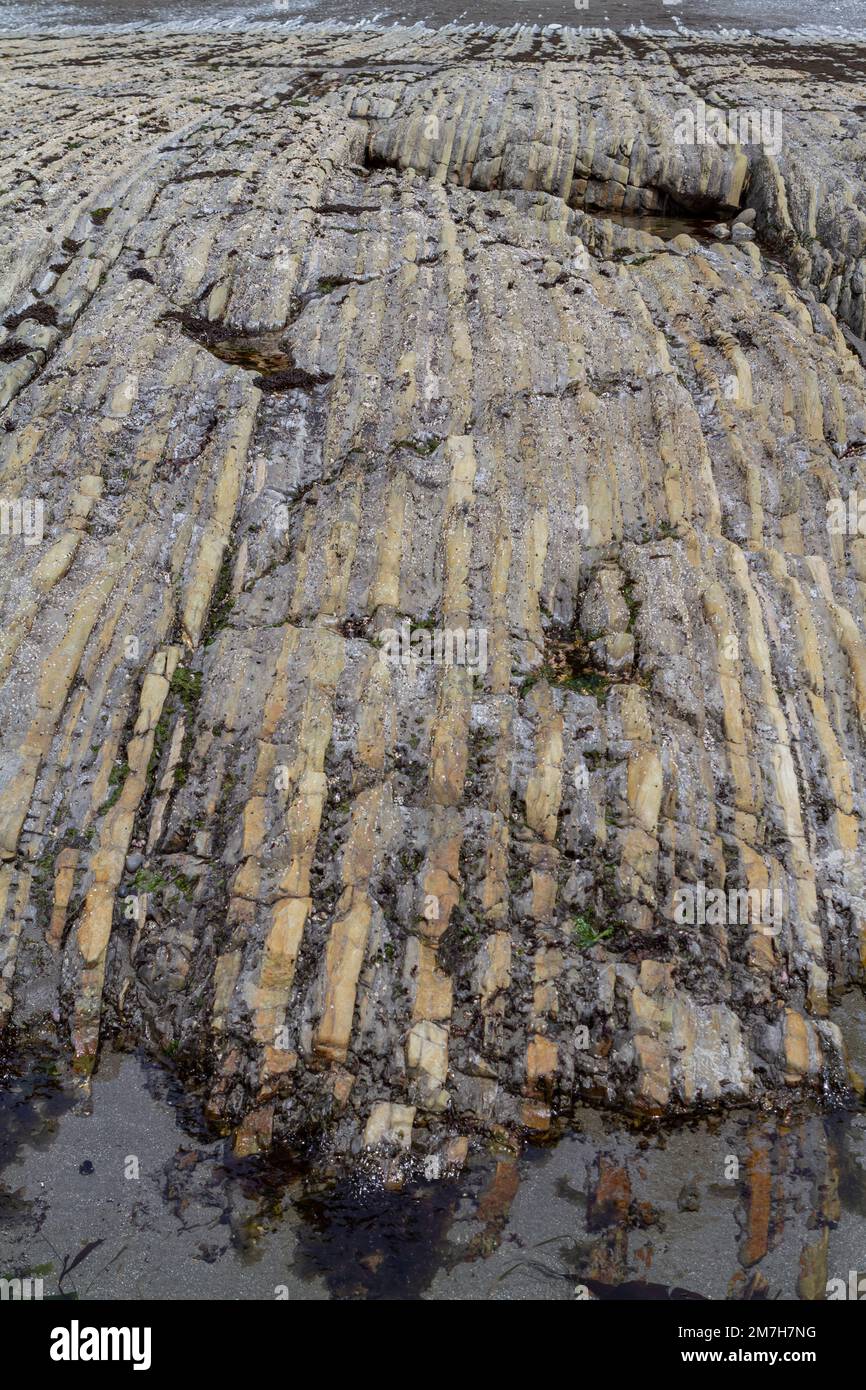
[1,28,866,1163]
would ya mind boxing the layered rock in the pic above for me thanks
[2,25,866,1166]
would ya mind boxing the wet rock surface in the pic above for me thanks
[2,26,866,1187]
[2,1045,865,1300]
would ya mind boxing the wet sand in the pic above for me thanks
[3,1039,866,1299]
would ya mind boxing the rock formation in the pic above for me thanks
[2,25,866,1169]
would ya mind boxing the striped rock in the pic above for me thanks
[1,26,866,1165]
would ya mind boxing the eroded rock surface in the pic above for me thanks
[2,26,866,1168]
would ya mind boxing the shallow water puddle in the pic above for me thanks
[2,1047,865,1300]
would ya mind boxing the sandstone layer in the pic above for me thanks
[2,26,866,1168]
